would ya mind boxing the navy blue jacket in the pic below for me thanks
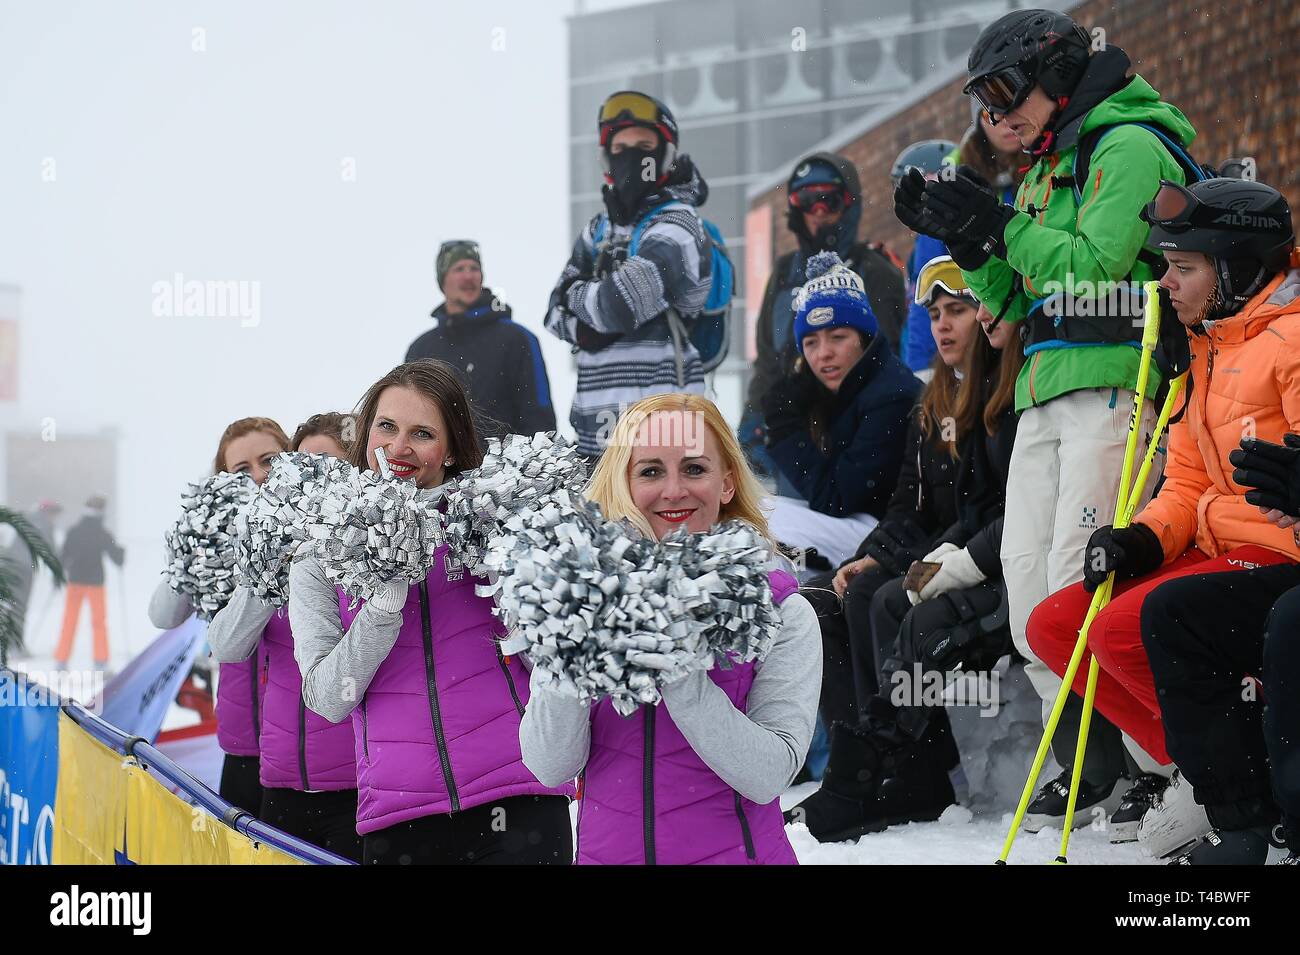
[405,288,555,438]
[767,337,921,517]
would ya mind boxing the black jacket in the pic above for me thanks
[405,288,556,438]
[766,336,921,518]
[855,374,1018,576]
[61,513,124,586]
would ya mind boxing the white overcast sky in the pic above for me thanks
[0,1,661,548]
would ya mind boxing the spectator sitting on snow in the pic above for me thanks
[761,251,920,569]
[790,262,1022,843]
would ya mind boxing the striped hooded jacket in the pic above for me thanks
[544,156,713,458]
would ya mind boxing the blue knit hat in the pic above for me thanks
[792,251,877,353]
[789,157,843,192]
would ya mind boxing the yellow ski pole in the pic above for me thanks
[996,577,1112,863]
[997,281,1163,864]
[1054,370,1187,862]
[1052,283,1165,859]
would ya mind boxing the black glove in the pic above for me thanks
[594,242,629,279]
[920,165,1019,269]
[945,237,995,272]
[761,372,818,447]
[1082,523,1164,592]
[1230,433,1300,517]
[860,517,931,577]
[893,168,955,243]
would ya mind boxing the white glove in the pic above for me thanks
[907,544,986,605]
[922,542,960,563]
[367,579,410,613]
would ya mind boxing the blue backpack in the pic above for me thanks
[1068,121,1215,278]
[590,200,735,373]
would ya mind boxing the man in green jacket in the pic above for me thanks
[895,8,1197,837]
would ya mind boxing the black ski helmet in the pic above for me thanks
[1143,177,1296,317]
[890,139,958,185]
[964,9,1092,116]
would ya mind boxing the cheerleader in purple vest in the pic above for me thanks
[520,394,822,865]
[207,413,362,862]
[147,416,291,815]
[289,361,572,865]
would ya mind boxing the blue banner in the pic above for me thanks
[0,669,61,865]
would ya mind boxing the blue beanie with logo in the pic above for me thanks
[789,157,843,192]
[792,251,877,353]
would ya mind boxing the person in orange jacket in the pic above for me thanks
[1026,177,1300,857]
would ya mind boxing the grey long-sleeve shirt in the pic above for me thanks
[519,592,822,806]
[207,585,275,663]
[287,556,405,725]
[148,579,194,630]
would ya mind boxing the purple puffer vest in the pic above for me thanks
[576,570,802,865]
[258,608,357,791]
[216,659,261,757]
[338,547,571,835]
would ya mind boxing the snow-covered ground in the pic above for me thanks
[779,782,1155,865]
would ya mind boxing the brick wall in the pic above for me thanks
[750,0,1300,264]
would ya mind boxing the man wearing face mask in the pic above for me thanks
[544,91,713,461]
[741,153,907,489]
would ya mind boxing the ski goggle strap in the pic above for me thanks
[915,255,975,307]
[966,64,1035,119]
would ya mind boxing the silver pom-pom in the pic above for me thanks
[482,498,782,716]
[309,467,446,602]
[443,432,588,575]
[658,520,783,666]
[234,451,354,606]
[164,471,257,621]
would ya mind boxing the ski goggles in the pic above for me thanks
[598,91,676,146]
[914,255,976,307]
[1139,180,1220,232]
[438,239,480,258]
[965,64,1036,120]
[789,184,849,215]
